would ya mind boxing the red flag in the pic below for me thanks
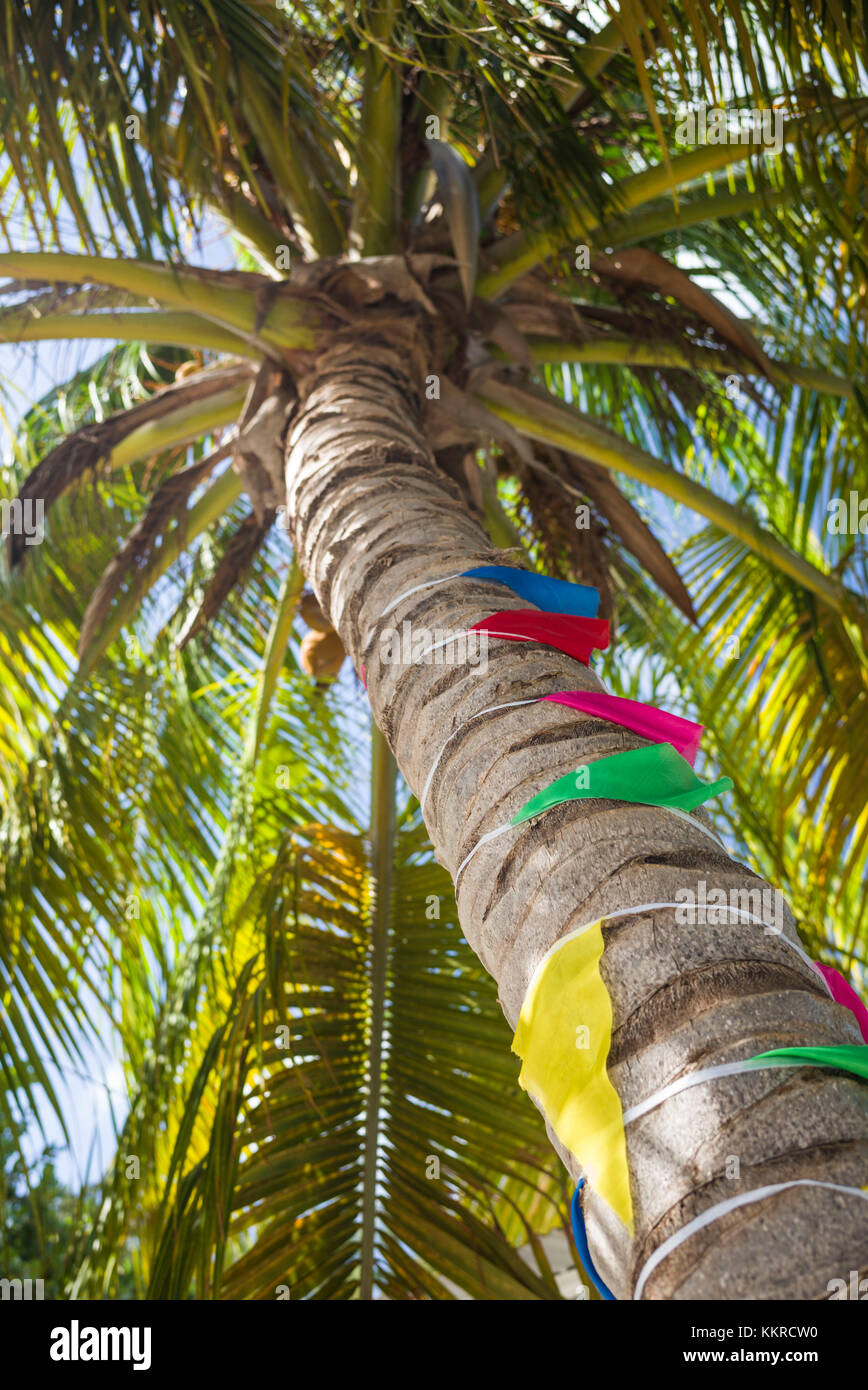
[470,610,609,665]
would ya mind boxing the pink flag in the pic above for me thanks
[815,963,868,1043]
[541,691,703,766]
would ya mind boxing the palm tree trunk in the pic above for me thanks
[285,323,868,1299]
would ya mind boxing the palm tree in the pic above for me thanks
[1,0,867,1299]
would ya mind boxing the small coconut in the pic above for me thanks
[300,589,333,633]
[300,627,346,681]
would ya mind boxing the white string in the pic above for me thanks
[392,618,612,668]
[633,1180,868,1300]
[413,631,472,661]
[378,572,466,620]
[516,901,829,1011]
[622,1056,811,1126]
[453,793,732,889]
[453,822,515,882]
[413,627,543,663]
[456,814,830,999]
[420,698,541,813]
[420,685,621,815]
[657,804,726,849]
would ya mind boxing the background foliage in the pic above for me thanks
[0,0,866,1296]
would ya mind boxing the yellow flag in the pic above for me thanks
[512,922,633,1233]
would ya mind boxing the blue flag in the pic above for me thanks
[462,566,600,617]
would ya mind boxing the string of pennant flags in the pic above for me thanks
[360,563,868,1299]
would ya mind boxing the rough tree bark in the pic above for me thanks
[284,310,868,1300]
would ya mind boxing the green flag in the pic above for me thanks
[511,742,732,825]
